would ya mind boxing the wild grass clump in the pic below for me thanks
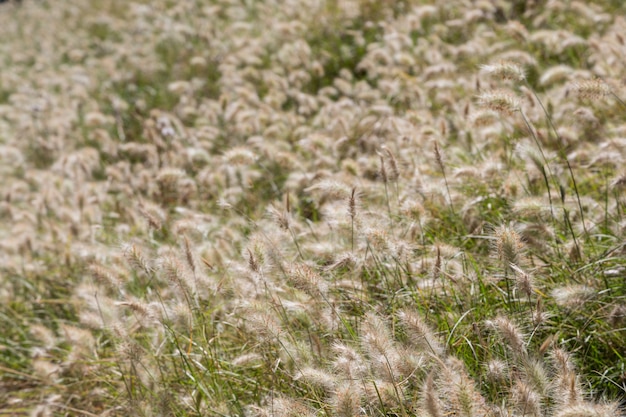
[0,0,625,415]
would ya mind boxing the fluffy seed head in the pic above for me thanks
[332,343,367,381]
[88,264,122,292]
[553,402,620,417]
[138,203,165,231]
[522,358,550,395]
[434,141,445,172]
[223,146,257,165]
[267,205,290,230]
[492,224,525,270]
[287,263,327,296]
[477,90,521,115]
[572,78,612,100]
[122,243,152,275]
[487,316,527,357]
[485,359,508,382]
[551,348,583,406]
[551,285,595,309]
[509,263,534,298]
[332,383,362,417]
[347,187,358,220]
[398,308,443,356]
[480,61,526,81]
[423,372,442,417]
[512,381,541,417]
[608,304,626,327]
[380,147,399,181]
[296,367,336,393]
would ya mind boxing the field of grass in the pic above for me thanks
[0,0,625,415]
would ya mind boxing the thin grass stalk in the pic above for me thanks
[384,148,400,206]
[280,194,304,260]
[434,141,454,217]
[517,109,568,259]
[380,155,393,226]
[349,187,357,252]
[524,81,594,255]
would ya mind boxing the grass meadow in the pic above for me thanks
[0,0,625,415]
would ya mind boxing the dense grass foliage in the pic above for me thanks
[0,0,625,415]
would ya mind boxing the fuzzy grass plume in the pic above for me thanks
[0,0,625,415]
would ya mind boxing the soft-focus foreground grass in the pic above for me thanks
[0,0,625,416]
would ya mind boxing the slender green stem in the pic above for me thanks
[524,82,594,253]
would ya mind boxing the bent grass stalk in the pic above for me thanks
[522,79,593,255]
